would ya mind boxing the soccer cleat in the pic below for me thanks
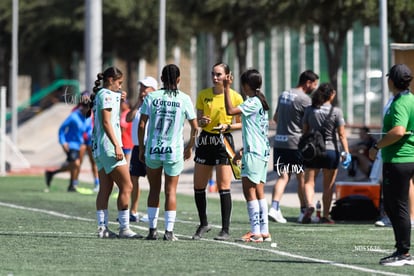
[163,231,178,241]
[380,252,414,266]
[297,212,304,223]
[214,230,230,241]
[262,233,272,242]
[129,213,139,222]
[97,226,118,239]
[298,212,319,223]
[236,232,263,243]
[301,207,314,224]
[375,216,391,227]
[45,171,53,188]
[118,228,143,239]
[268,207,287,223]
[192,225,212,240]
[145,228,158,240]
[139,214,149,223]
[67,185,77,192]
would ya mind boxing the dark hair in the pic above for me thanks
[311,83,335,108]
[387,64,413,90]
[90,66,123,109]
[212,62,231,74]
[240,69,269,111]
[161,64,180,96]
[92,66,123,93]
[298,70,319,86]
[361,126,370,133]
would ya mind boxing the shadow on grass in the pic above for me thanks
[0,232,94,239]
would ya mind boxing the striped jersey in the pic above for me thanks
[141,89,196,162]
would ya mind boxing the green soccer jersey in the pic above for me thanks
[239,96,270,161]
[141,89,196,162]
[381,91,414,163]
[92,88,122,158]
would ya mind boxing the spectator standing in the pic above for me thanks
[120,100,133,165]
[368,64,414,266]
[126,76,158,222]
[269,70,319,223]
[301,83,350,224]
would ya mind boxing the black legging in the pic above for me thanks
[382,162,414,254]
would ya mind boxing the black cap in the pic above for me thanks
[387,64,413,89]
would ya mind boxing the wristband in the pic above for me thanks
[373,144,380,150]
[227,124,231,131]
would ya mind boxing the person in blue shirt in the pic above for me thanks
[45,101,91,192]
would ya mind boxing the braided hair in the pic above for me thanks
[90,66,123,109]
[240,69,269,111]
[161,64,180,97]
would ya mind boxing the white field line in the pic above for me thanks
[0,201,410,276]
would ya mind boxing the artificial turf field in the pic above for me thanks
[0,176,412,276]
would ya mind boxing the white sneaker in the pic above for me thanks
[297,212,304,223]
[375,217,391,227]
[311,216,320,223]
[268,207,287,223]
[298,212,320,223]
[139,214,149,223]
[119,228,143,239]
[97,226,117,239]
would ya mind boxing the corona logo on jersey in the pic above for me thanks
[152,99,181,108]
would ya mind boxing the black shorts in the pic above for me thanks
[194,131,234,166]
[273,148,304,173]
[304,150,340,169]
[129,146,147,177]
[66,149,80,162]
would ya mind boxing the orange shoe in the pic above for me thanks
[262,233,272,242]
[236,232,263,242]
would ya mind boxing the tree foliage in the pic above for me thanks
[1,0,414,94]
[171,0,281,77]
[388,0,414,43]
[0,0,191,89]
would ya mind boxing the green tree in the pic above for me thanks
[0,0,191,93]
[277,0,378,94]
[172,0,277,81]
[388,0,414,43]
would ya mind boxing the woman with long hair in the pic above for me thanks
[91,66,141,239]
[138,64,198,241]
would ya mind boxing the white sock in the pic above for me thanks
[96,210,105,227]
[165,210,176,232]
[247,200,260,235]
[104,209,109,226]
[147,207,159,229]
[259,198,269,235]
[118,209,129,230]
